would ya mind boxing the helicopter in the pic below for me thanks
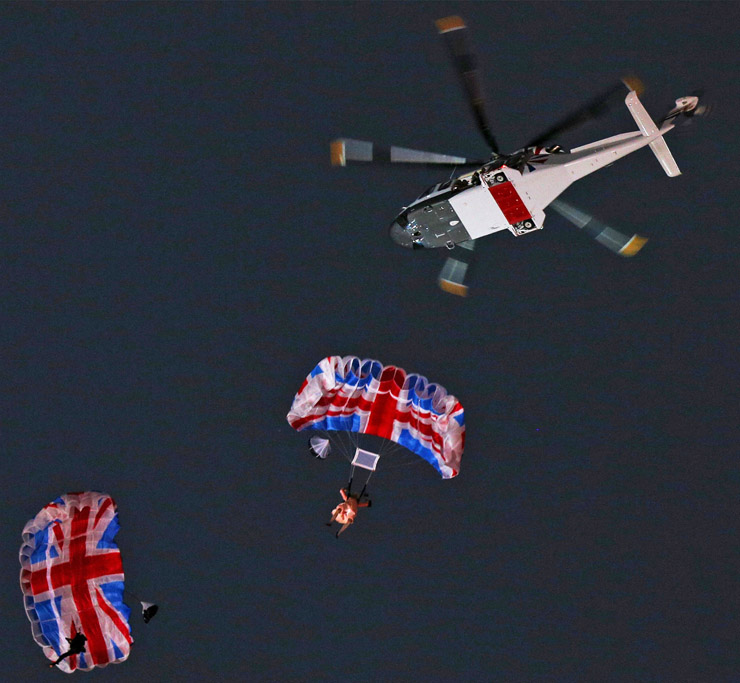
[330,15,706,296]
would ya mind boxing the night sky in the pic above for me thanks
[3,3,738,681]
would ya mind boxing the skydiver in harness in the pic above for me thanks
[326,480,372,538]
[49,632,87,668]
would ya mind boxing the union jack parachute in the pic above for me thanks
[19,492,133,673]
[287,356,465,478]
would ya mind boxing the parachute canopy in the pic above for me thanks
[287,356,465,478]
[19,492,133,673]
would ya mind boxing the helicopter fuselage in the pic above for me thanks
[390,154,544,249]
[390,92,683,251]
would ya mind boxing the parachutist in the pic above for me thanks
[49,633,87,668]
[21,492,134,672]
[327,487,371,537]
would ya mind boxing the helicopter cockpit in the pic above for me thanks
[411,171,483,207]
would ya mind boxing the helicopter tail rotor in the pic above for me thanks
[549,199,648,257]
[659,90,711,127]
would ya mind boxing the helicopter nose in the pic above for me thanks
[389,220,417,249]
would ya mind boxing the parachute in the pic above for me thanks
[308,435,331,459]
[287,356,465,478]
[19,492,133,673]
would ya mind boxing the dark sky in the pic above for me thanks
[2,2,738,681]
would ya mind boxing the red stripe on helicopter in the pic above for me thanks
[488,182,532,225]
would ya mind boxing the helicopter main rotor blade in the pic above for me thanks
[330,139,484,168]
[525,76,644,148]
[438,240,476,296]
[549,199,648,257]
[436,16,499,154]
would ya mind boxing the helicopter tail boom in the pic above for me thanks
[625,91,681,177]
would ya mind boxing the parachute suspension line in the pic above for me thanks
[360,470,375,498]
[348,429,360,460]
[126,587,142,602]
[358,481,369,500]
[346,469,373,496]
[322,429,353,463]
[335,428,354,461]
[377,437,404,461]
[375,433,394,460]
[376,456,429,471]
[332,430,348,461]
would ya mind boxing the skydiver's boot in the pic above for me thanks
[49,634,86,668]
[49,652,71,668]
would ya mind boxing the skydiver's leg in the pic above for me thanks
[50,651,72,667]
[325,509,339,526]
[335,522,351,538]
